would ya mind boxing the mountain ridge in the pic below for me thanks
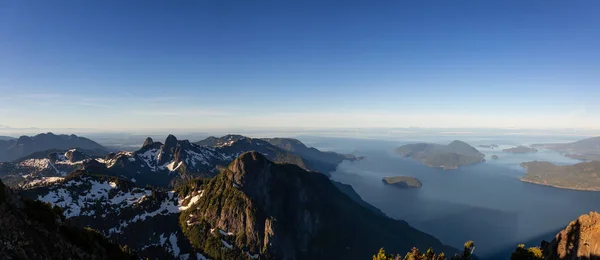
[0,132,107,162]
[18,152,458,259]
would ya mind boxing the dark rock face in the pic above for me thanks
[142,137,154,148]
[542,212,600,259]
[158,135,179,166]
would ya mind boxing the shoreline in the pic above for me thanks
[519,178,600,192]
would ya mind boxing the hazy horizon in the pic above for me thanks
[0,126,598,142]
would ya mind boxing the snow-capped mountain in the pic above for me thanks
[2,134,358,189]
[20,153,455,260]
[20,171,205,259]
[0,178,137,260]
[85,134,354,187]
[85,135,237,187]
[0,149,92,187]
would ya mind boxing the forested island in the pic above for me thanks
[532,136,600,161]
[478,144,499,149]
[395,140,485,170]
[520,161,600,191]
[503,146,538,153]
[382,176,422,189]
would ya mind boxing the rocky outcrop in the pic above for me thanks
[142,137,154,148]
[64,149,88,162]
[542,212,600,259]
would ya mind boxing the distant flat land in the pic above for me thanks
[532,136,600,161]
[503,146,538,153]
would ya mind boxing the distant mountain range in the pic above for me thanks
[1,134,358,188]
[395,140,485,169]
[0,136,15,141]
[0,132,107,162]
[532,136,600,161]
[16,152,456,259]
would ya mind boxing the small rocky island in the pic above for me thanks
[395,140,485,170]
[503,146,538,153]
[491,155,499,159]
[478,144,499,149]
[382,176,422,189]
[520,161,600,191]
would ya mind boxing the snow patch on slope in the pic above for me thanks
[38,178,117,218]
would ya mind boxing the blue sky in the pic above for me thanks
[1,1,599,131]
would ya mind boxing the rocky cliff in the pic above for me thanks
[542,212,600,260]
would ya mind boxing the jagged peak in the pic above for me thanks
[164,134,178,148]
[142,137,154,148]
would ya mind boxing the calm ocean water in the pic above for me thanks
[298,135,600,259]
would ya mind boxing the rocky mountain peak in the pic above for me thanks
[16,136,33,145]
[164,134,178,148]
[226,151,271,189]
[142,137,154,148]
[158,135,179,165]
[64,149,87,162]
